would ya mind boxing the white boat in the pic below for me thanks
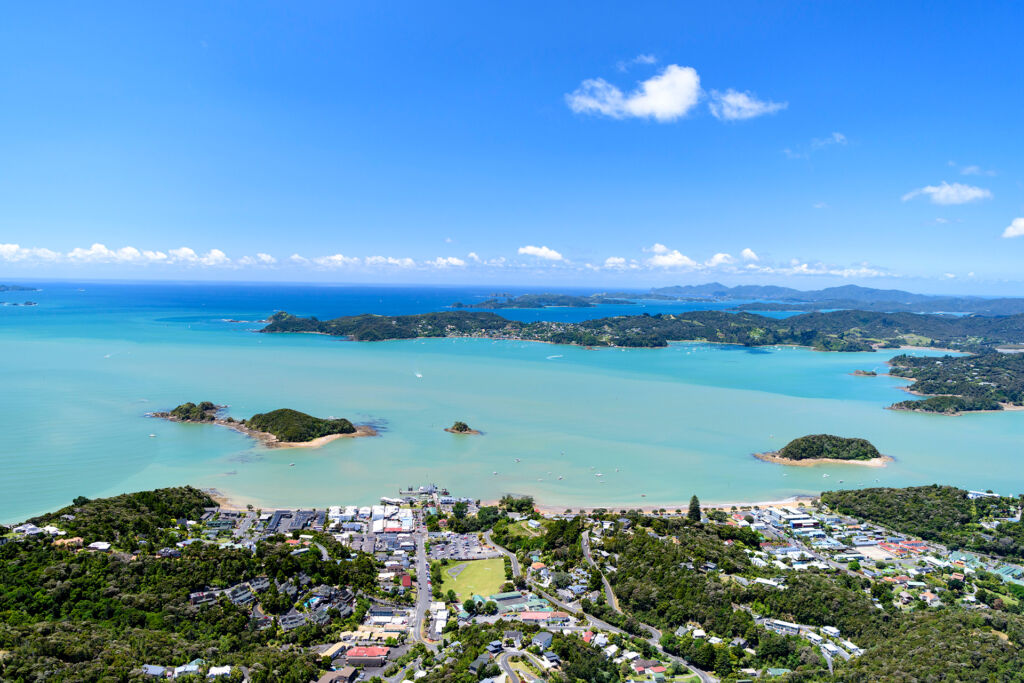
[148,434,156,438]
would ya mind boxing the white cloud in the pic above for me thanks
[740,248,759,262]
[902,181,992,205]
[238,253,277,266]
[646,244,698,268]
[0,243,60,262]
[365,255,416,268]
[427,256,466,268]
[467,252,481,263]
[289,253,309,264]
[617,54,658,71]
[812,132,847,148]
[566,64,701,122]
[313,253,360,267]
[603,256,628,269]
[959,164,996,177]
[705,252,734,267]
[518,245,564,261]
[812,202,828,209]
[1003,218,1024,238]
[708,89,787,121]
[66,243,170,263]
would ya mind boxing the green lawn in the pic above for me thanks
[439,557,507,601]
[503,519,547,539]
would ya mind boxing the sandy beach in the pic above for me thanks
[223,421,378,448]
[753,451,893,468]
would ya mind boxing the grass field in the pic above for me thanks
[503,519,547,539]
[439,557,507,601]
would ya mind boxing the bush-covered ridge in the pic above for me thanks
[169,401,218,421]
[262,308,1024,351]
[245,408,355,442]
[776,434,881,461]
[888,351,1024,412]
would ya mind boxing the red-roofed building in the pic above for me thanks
[401,574,412,588]
[346,646,390,667]
[583,631,593,644]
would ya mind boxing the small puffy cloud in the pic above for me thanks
[518,245,563,261]
[902,181,992,205]
[0,243,61,262]
[646,244,697,268]
[238,253,277,266]
[366,255,416,268]
[705,252,735,267]
[313,254,360,267]
[708,89,787,121]
[289,253,309,264]
[66,243,169,263]
[566,64,701,122]
[603,256,628,269]
[427,256,466,268]
[1003,218,1024,238]
[467,252,481,262]
[741,248,759,262]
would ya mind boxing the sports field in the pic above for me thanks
[439,557,506,601]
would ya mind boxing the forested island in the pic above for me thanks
[821,485,1024,560]
[888,351,1024,414]
[755,434,889,466]
[152,403,372,447]
[450,293,634,309]
[0,284,38,292]
[261,308,1024,352]
[445,420,480,435]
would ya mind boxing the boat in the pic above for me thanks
[557,476,563,480]
[148,433,156,438]
[289,463,295,467]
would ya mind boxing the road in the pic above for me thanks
[531,585,715,683]
[581,531,620,612]
[496,652,521,683]
[313,542,329,561]
[484,529,520,578]
[410,532,437,650]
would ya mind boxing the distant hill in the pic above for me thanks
[649,283,1024,315]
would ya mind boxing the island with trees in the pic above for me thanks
[755,434,891,467]
[152,402,375,447]
[445,420,481,435]
[450,293,634,309]
[261,308,1024,352]
[888,351,1024,414]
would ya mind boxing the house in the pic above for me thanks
[189,591,218,606]
[504,630,522,648]
[278,612,307,631]
[821,626,841,638]
[766,620,800,636]
[468,653,491,674]
[207,665,232,678]
[87,541,112,552]
[316,668,358,683]
[173,663,200,678]
[140,664,166,677]
[542,651,561,667]
[920,591,941,606]
[486,640,504,655]
[532,631,553,649]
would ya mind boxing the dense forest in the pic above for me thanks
[888,351,1024,411]
[245,408,355,442]
[775,434,881,461]
[821,485,1024,560]
[262,308,1024,352]
[3,488,379,681]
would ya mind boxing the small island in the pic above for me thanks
[445,420,481,435]
[890,395,1003,415]
[755,434,892,467]
[152,402,376,448]
[852,369,877,377]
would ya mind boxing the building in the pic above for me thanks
[316,668,358,683]
[532,631,553,649]
[346,646,390,667]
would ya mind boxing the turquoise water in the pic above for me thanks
[2,282,1021,522]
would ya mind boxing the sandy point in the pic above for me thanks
[753,451,893,468]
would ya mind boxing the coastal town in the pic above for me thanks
[5,482,1024,682]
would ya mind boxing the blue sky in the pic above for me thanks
[2,2,1023,293]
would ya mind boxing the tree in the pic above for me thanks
[688,495,702,522]
[463,598,478,615]
[452,501,468,519]
[447,589,457,604]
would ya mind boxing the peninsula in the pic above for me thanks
[151,402,375,448]
[755,434,892,467]
[260,308,1024,352]
[888,351,1024,414]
